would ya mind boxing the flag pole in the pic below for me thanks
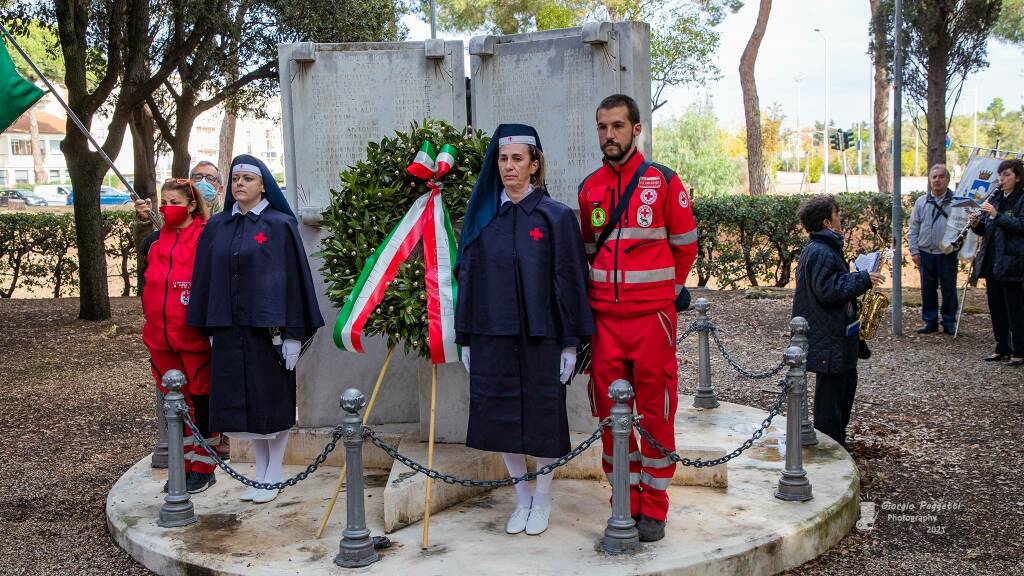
[0,23,141,204]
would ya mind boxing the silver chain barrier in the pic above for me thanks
[179,406,343,490]
[633,377,789,468]
[362,419,610,487]
[681,318,787,380]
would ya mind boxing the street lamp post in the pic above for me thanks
[815,28,829,194]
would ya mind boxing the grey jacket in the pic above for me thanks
[907,189,953,256]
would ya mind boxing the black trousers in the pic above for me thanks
[813,368,858,447]
[986,280,1024,357]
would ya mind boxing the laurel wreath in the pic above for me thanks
[318,120,490,357]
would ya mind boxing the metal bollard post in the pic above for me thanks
[157,369,197,527]
[601,379,641,555]
[692,298,720,409]
[776,347,813,501]
[788,317,818,446]
[335,388,379,568]
[151,388,169,468]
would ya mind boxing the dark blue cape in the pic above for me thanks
[455,187,593,347]
[186,205,324,342]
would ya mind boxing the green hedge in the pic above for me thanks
[0,211,136,298]
[693,192,918,288]
[0,192,918,298]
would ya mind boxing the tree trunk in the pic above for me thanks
[129,103,158,200]
[64,136,111,320]
[925,29,949,169]
[170,106,197,176]
[29,107,46,184]
[739,0,772,196]
[869,0,893,195]
[218,109,237,185]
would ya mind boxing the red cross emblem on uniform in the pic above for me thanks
[529,227,544,241]
[253,231,268,245]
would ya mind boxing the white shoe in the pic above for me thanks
[525,506,550,535]
[505,505,531,534]
[239,486,258,501]
[253,488,279,503]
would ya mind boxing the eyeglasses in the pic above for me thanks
[190,173,221,183]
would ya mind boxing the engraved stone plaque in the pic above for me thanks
[470,22,652,206]
[279,41,466,427]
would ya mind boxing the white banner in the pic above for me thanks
[940,152,1003,259]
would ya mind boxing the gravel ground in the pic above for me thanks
[1,292,1022,575]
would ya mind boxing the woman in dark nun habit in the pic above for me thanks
[455,124,594,536]
[187,154,324,504]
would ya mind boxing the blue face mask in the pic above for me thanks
[195,179,217,203]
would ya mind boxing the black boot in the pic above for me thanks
[185,471,216,494]
[636,514,666,542]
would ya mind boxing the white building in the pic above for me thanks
[0,109,71,186]
[0,84,287,189]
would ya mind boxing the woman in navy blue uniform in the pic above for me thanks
[456,124,594,535]
[188,154,324,504]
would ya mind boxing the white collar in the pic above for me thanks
[233,197,270,216]
[500,184,533,205]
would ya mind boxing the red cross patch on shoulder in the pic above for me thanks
[254,231,268,245]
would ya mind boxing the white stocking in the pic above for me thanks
[502,452,532,508]
[251,439,270,482]
[532,457,557,509]
[265,431,290,484]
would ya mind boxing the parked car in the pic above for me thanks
[33,184,72,206]
[66,186,134,206]
[1,189,48,207]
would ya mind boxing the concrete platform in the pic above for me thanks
[107,397,859,575]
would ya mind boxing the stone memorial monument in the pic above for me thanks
[278,40,466,430]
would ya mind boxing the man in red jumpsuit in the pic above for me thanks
[577,94,698,542]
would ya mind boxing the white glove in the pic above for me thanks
[208,336,213,347]
[461,347,471,373]
[559,347,577,384]
[282,339,301,371]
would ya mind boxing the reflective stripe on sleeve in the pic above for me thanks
[669,229,698,246]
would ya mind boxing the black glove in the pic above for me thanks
[675,286,691,312]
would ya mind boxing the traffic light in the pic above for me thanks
[843,131,855,150]
[830,129,842,150]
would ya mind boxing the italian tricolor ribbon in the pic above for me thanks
[334,142,460,364]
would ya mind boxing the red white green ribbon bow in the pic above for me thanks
[334,141,460,364]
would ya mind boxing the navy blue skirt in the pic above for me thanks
[465,334,569,458]
[208,326,296,435]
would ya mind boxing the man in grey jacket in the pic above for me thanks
[907,164,958,334]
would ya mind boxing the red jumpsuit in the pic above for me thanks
[578,150,698,521]
[142,217,217,474]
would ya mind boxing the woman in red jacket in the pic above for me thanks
[142,178,217,493]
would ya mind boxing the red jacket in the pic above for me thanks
[142,217,211,353]
[577,150,697,311]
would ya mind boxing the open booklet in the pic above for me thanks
[854,251,881,273]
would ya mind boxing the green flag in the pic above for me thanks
[0,43,45,133]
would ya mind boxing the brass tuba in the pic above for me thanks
[857,247,893,340]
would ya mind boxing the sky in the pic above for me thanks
[401,2,1024,133]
